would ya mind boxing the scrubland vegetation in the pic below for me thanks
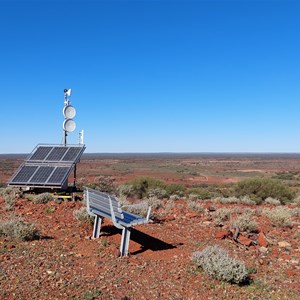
[1,155,300,299]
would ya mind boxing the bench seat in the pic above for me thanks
[85,187,151,256]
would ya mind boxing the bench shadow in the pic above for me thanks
[101,225,177,255]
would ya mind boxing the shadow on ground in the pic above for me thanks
[101,225,178,255]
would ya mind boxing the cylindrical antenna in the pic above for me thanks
[79,130,84,145]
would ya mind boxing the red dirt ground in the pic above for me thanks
[1,196,300,300]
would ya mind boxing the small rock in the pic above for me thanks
[286,269,297,276]
[258,232,269,247]
[46,270,54,275]
[208,206,216,212]
[6,243,16,249]
[203,221,211,226]
[259,246,268,254]
[216,230,230,240]
[278,241,291,248]
[238,235,252,246]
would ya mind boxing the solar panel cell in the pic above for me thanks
[29,146,53,161]
[30,166,55,183]
[47,147,69,161]
[62,147,82,162]
[48,167,70,184]
[10,166,38,183]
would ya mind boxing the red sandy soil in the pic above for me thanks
[1,196,300,300]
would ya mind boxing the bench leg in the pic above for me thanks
[120,227,131,257]
[92,215,102,238]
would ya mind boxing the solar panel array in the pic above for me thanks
[28,145,84,162]
[8,144,85,188]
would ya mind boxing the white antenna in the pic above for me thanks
[79,130,84,144]
[63,88,76,145]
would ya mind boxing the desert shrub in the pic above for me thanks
[239,196,256,205]
[187,188,211,200]
[273,172,297,181]
[213,208,232,226]
[187,200,204,213]
[262,207,293,228]
[87,176,116,193]
[147,187,167,199]
[230,213,258,232]
[4,194,16,211]
[264,197,281,206]
[145,196,162,210]
[117,184,134,197]
[220,197,240,204]
[0,218,40,241]
[125,177,165,198]
[33,193,53,204]
[121,201,150,218]
[1,187,17,211]
[0,186,17,197]
[73,207,94,224]
[192,245,248,284]
[76,177,87,189]
[291,195,300,205]
[211,197,239,204]
[164,200,176,213]
[291,208,300,217]
[188,193,199,201]
[165,184,186,197]
[234,177,295,204]
[124,177,186,199]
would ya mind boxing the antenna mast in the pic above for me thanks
[62,89,76,146]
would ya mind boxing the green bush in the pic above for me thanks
[165,183,186,197]
[117,184,134,197]
[187,188,211,200]
[192,245,248,284]
[0,218,40,241]
[87,176,116,194]
[234,177,295,204]
[124,177,185,199]
[33,193,53,204]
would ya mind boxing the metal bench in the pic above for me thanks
[84,187,151,257]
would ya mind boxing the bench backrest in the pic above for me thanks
[85,188,123,220]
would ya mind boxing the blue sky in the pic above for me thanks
[0,0,300,153]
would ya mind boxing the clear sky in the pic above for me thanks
[0,0,299,153]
